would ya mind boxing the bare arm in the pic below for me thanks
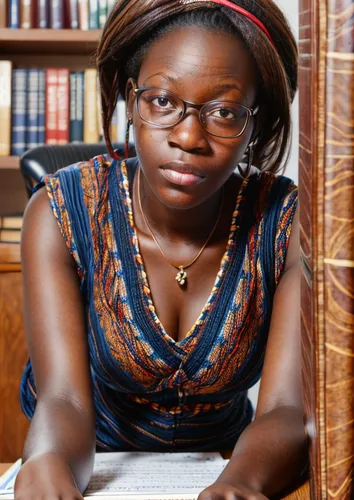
[200,207,307,499]
[15,188,96,498]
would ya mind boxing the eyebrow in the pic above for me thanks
[142,72,246,99]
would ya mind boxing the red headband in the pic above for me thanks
[182,0,274,46]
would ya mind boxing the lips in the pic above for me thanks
[160,162,205,187]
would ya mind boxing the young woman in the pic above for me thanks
[16,1,306,499]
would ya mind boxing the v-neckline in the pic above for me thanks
[118,160,248,347]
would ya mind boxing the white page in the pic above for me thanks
[0,452,228,500]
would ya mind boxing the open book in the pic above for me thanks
[0,452,228,500]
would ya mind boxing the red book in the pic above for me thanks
[46,69,58,145]
[57,69,70,145]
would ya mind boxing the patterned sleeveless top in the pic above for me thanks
[21,155,298,452]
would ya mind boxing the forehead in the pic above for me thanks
[138,26,257,103]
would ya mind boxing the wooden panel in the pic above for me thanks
[298,2,321,497]
[0,270,29,462]
[323,1,354,497]
[0,170,27,216]
[299,0,354,498]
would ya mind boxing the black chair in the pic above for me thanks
[20,143,135,198]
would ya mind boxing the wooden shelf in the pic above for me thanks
[0,157,19,170]
[0,29,101,55]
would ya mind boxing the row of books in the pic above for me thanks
[0,61,127,157]
[0,0,116,29]
[0,215,22,243]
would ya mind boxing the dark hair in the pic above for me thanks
[96,0,298,174]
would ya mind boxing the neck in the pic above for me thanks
[134,169,224,245]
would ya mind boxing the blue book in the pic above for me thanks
[89,0,98,29]
[11,70,28,156]
[107,0,115,17]
[37,70,46,146]
[26,70,40,151]
[98,0,107,28]
[70,73,84,142]
[9,0,20,28]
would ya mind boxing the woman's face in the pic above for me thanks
[127,26,258,209]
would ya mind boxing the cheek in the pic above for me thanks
[133,120,168,159]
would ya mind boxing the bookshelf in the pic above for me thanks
[0,28,101,55]
[0,28,102,215]
[0,156,19,170]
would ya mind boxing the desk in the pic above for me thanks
[0,462,309,499]
[0,243,29,462]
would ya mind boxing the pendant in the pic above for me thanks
[176,266,187,287]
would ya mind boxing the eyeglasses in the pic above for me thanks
[133,84,257,139]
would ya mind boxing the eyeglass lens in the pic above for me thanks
[137,89,249,138]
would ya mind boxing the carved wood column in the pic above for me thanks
[299,0,354,498]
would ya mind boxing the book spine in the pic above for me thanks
[37,70,46,146]
[26,69,40,150]
[89,0,98,29]
[69,72,76,142]
[78,0,88,30]
[84,68,99,143]
[46,69,58,145]
[117,96,126,144]
[70,72,84,142]
[9,0,19,28]
[37,0,49,28]
[98,0,107,29]
[0,61,12,156]
[110,103,118,145]
[20,0,32,31]
[57,69,70,145]
[97,75,103,142]
[0,228,22,243]
[107,0,115,17]
[50,0,64,29]
[0,215,23,229]
[0,0,8,27]
[11,69,27,156]
[75,72,84,141]
[64,0,78,29]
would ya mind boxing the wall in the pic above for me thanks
[276,0,299,184]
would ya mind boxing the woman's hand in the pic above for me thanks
[198,480,269,500]
[14,453,84,500]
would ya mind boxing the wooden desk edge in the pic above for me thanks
[0,463,309,498]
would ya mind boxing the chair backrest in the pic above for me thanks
[20,143,135,197]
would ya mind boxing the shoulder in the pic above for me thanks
[245,170,298,218]
[35,154,119,198]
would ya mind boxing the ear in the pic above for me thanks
[125,78,136,122]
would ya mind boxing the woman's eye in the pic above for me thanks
[152,97,173,108]
[212,108,237,119]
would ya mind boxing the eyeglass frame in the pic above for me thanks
[131,81,258,139]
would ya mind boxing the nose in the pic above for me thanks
[167,110,211,155]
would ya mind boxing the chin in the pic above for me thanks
[157,186,206,211]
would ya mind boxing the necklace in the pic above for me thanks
[137,168,225,287]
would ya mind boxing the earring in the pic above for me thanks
[125,118,132,159]
[238,145,253,179]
